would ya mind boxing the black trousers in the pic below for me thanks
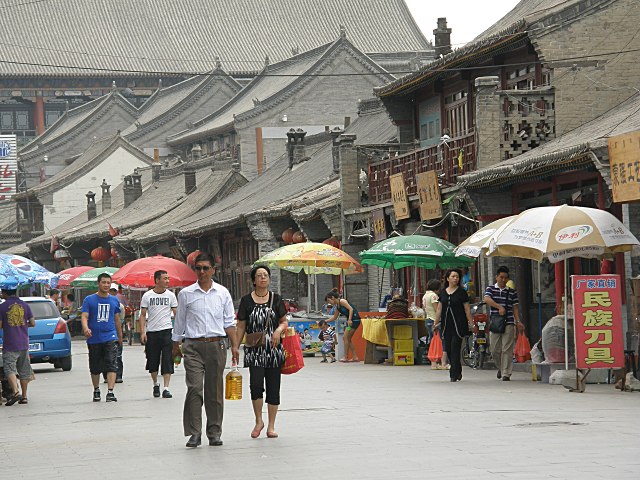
[249,366,281,405]
[443,334,463,380]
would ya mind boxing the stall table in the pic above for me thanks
[361,316,427,365]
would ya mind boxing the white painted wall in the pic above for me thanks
[42,146,149,230]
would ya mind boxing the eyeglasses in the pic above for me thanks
[194,266,212,271]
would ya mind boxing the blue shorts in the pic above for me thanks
[321,342,334,354]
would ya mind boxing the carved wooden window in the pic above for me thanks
[444,90,469,138]
[506,64,552,90]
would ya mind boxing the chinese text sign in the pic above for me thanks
[572,275,624,369]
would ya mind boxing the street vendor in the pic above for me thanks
[325,289,360,363]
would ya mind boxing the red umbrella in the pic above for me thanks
[111,255,196,288]
[56,266,94,289]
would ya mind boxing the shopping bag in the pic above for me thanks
[515,332,532,363]
[427,331,443,363]
[281,333,305,375]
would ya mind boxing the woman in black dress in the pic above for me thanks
[237,265,288,438]
[434,268,473,382]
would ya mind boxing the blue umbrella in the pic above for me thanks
[0,254,59,290]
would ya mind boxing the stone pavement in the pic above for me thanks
[2,340,639,479]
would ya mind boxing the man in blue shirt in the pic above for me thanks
[81,272,122,402]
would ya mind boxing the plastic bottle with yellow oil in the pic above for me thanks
[225,363,242,400]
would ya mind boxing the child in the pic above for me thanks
[423,278,449,370]
[303,328,312,350]
[317,320,336,363]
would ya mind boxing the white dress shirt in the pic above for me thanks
[172,281,236,342]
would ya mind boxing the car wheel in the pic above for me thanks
[59,356,72,372]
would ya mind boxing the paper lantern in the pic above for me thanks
[90,247,111,262]
[186,250,201,266]
[323,237,340,249]
[282,228,295,244]
[292,231,306,243]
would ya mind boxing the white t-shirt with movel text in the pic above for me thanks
[140,289,178,332]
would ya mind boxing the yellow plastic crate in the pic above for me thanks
[393,325,413,340]
[394,339,413,352]
[393,352,414,366]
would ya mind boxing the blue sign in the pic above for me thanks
[0,141,11,158]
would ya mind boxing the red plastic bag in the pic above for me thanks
[281,333,305,375]
[428,331,443,363]
[515,332,532,363]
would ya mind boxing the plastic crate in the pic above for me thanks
[393,325,412,339]
[394,339,413,352]
[393,352,414,366]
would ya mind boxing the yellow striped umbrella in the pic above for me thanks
[255,242,363,275]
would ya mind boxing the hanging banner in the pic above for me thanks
[0,135,17,202]
[417,170,442,220]
[608,131,640,203]
[571,274,625,369]
[372,209,386,242]
[389,173,410,220]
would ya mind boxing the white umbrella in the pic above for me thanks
[454,216,516,258]
[487,205,640,368]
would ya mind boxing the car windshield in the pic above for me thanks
[27,301,60,320]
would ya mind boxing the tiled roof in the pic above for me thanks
[14,135,153,199]
[0,0,429,77]
[121,71,242,137]
[376,0,605,97]
[161,101,396,237]
[18,92,139,165]
[168,37,394,145]
[0,202,17,231]
[460,92,640,188]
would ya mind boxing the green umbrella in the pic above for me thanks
[360,235,474,270]
[70,266,119,288]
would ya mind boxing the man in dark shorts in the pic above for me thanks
[81,273,123,402]
[139,270,178,399]
[0,289,35,405]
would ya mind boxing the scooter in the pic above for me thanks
[461,302,490,369]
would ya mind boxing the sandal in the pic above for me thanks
[339,358,350,363]
[18,397,28,405]
[266,431,279,438]
[251,422,264,439]
[349,358,361,362]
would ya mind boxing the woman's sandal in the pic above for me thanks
[18,397,28,404]
[266,430,278,438]
[339,358,349,363]
[251,422,264,439]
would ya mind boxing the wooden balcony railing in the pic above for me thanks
[368,130,476,205]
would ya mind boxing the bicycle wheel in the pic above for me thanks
[461,337,474,368]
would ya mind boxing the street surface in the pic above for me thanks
[2,339,639,479]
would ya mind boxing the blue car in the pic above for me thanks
[0,297,72,371]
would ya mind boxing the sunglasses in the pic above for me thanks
[194,266,212,271]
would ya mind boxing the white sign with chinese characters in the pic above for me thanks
[0,135,17,202]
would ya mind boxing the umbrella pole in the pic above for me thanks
[307,270,312,313]
[538,261,543,340]
[314,273,318,313]
[564,260,569,370]
[414,259,418,305]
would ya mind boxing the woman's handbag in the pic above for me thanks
[489,289,510,334]
[281,329,304,375]
[427,331,443,363]
[244,293,274,348]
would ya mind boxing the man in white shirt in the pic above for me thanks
[139,270,178,399]
[172,253,239,448]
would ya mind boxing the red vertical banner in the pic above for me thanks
[571,274,625,369]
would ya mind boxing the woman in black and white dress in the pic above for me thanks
[237,265,288,439]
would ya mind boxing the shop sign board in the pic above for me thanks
[372,209,386,242]
[608,131,640,203]
[571,274,624,369]
[417,170,442,220]
[389,173,410,220]
[0,134,17,202]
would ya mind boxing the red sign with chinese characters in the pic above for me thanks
[571,275,625,369]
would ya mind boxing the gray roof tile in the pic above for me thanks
[1,0,429,77]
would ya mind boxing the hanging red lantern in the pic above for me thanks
[90,247,111,262]
[323,237,340,249]
[282,228,295,244]
[292,231,306,243]
[186,250,201,266]
[110,247,118,259]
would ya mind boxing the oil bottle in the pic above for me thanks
[225,363,242,400]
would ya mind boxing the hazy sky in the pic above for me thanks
[405,0,522,47]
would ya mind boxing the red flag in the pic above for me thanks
[49,235,59,253]
[107,222,119,237]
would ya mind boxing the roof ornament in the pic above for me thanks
[111,80,117,92]
[291,46,299,56]
[264,55,270,68]
[252,98,261,107]
[158,78,163,88]
[339,24,346,38]
[215,56,222,69]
